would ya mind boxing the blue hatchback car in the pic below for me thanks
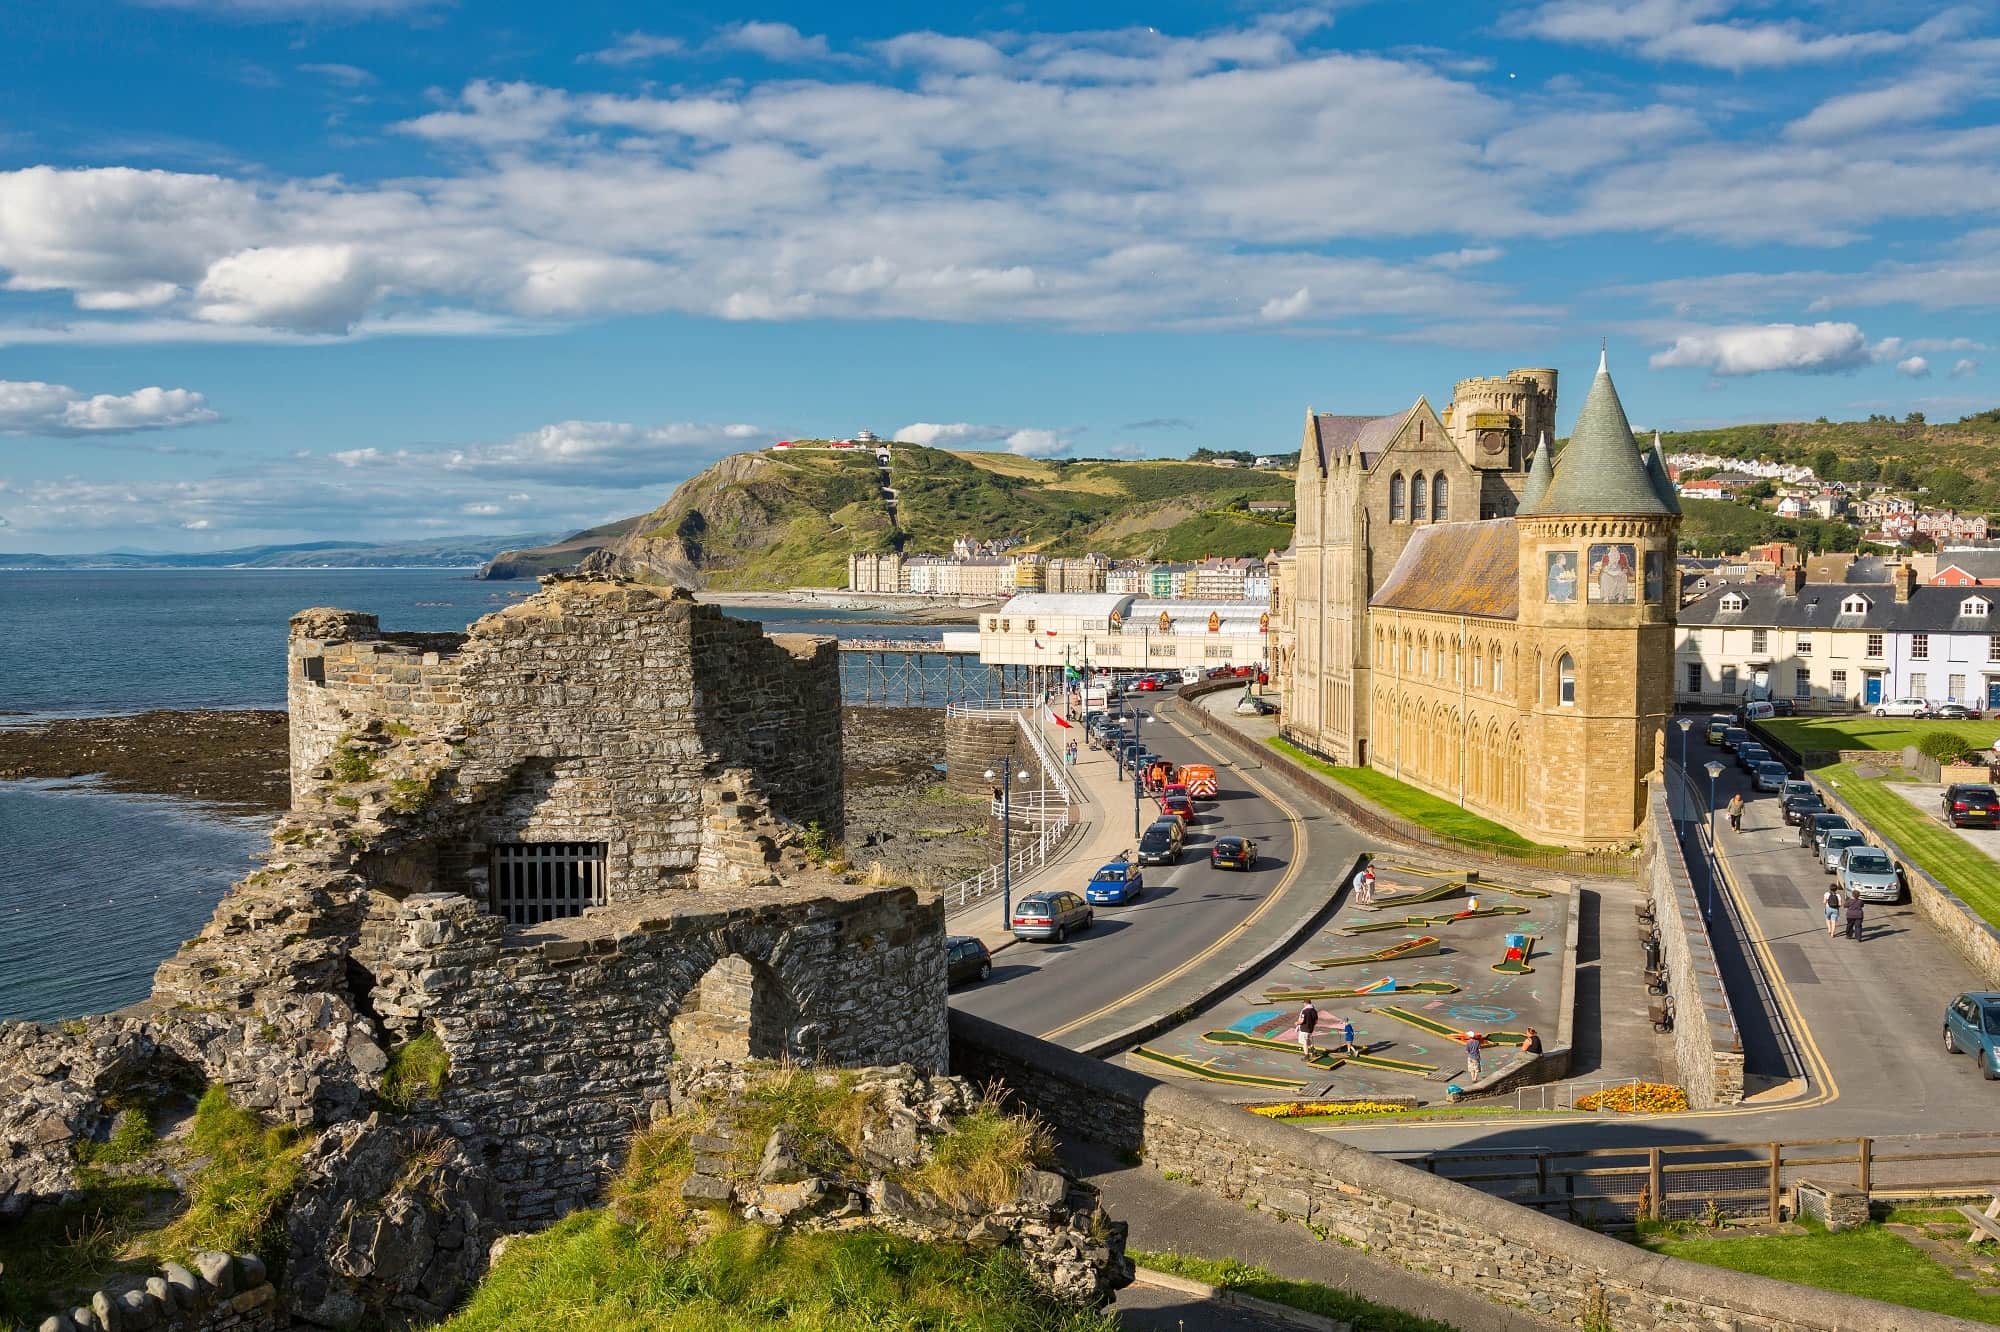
[1944,993,2000,1080]
[1086,858,1145,906]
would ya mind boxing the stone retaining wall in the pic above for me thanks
[35,1252,278,1332]
[951,1011,1963,1332]
[1644,778,1745,1106]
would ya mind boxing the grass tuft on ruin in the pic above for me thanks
[380,1032,452,1111]
[906,1088,1053,1211]
[161,1085,311,1262]
[328,742,376,784]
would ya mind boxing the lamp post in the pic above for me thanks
[1127,707,1148,836]
[1703,759,1726,920]
[1676,717,1694,806]
[985,760,1031,923]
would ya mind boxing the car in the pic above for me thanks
[1085,858,1146,905]
[1010,890,1093,943]
[1800,812,1851,853]
[1205,665,1236,679]
[1237,696,1278,716]
[1782,790,1828,826]
[1752,760,1789,793]
[1159,792,1196,825]
[1740,701,1776,722]
[1780,779,1815,802]
[1705,715,1733,745]
[1874,697,1930,718]
[1735,742,1771,773]
[1209,835,1259,870]
[1818,828,1866,873]
[1932,701,1981,720]
[1770,698,1797,717]
[1720,727,1749,752]
[945,935,992,986]
[1136,677,1161,691]
[1943,783,2000,829]
[1944,993,2000,1080]
[1136,819,1184,866]
[1839,846,1902,903]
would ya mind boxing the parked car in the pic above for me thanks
[1237,695,1277,716]
[1770,698,1797,717]
[1158,792,1196,825]
[1209,835,1258,871]
[1943,993,2000,1079]
[1735,742,1771,773]
[1752,760,1789,793]
[1938,701,1982,720]
[945,935,992,986]
[1136,818,1184,866]
[1085,858,1146,905]
[1839,846,1903,904]
[1780,779,1815,802]
[1874,696,1930,718]
[1740,701,1776,722]
[1818,828,1866,873]
[1010,890,1093,943]
[1136,677,1161,691]
[1720,727,1749,752]
[1782,790,1828,826]
[1800,812,1851,852]
[1943,784,2000,829]
[1705,714,1734,745]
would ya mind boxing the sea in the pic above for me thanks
[0,569,945,1022]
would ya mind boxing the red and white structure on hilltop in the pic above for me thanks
[771,430,883,452]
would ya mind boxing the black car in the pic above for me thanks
[1735,743,1771,773]
[1782,790,1828,825]
[1137,818,1184,866]
[1770,698,1797,717]
[1933,702,1981,720]
[945,935,992,986]
[1800,812,1850,851]
[1720,727,1749,752]
[1944,783,2000,829]
[1210,835,1259,870]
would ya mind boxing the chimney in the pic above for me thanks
[1783,565,1805,597]
[1894,563,1917,603]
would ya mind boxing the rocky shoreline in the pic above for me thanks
[0,705,989,887]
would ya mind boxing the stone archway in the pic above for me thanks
[671,952,801,1063]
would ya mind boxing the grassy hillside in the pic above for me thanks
[1677,498,1861,557]
[1658,411,2000,511]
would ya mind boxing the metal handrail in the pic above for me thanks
[1017,706,1083,806]
[941,814,1074,914]
[945,697,1038,719]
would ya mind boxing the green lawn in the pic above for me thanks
[1762,715,2000,756]
[1131,1250,1458,1332]
[1822,762,2000,929]
[1267,738,1558,855]
[1639,1220,2000,1326]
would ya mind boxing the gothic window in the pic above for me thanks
[1432,474,1448,521]
[1389,473,1406,521]
[1411,472,1428,521]
[1491,647,1504,694]
[1558,654,1577,707]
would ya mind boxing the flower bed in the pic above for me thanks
[1575,1083,1689,1113]
[1248,1100,1412,1119]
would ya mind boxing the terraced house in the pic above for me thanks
[1678,564,2000,712]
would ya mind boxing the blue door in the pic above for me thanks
[1865,674,1884,706]
[1988,679,2000,709]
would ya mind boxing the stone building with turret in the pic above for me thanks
[1278,355,1679,846]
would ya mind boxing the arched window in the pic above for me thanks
[1389,473,1406,521]
[1411,472,1428,521]
[1558,653,1577,707]
[1432,474,1449,521]
[1491,646,1504,694]
[1419,638,1429,676]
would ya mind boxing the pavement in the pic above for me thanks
[1885,777,2000,860]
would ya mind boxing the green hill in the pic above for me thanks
[1656,411,2000,511]
[481,446,1296,588]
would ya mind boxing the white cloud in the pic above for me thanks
[713,22,834,62]
[893,421,1071,456]
[1005,428,1069,457]
[1787,75,1973,140]
[299,62,376,87]
[1953,358,1980,378]
[583,32,685,66]
[1426,247,1503,269]
[1516,0,1957,71]
[1650,322,1872,376]
[1897,355,1932,378]
[0,380,219,436]
[1259,286,1311,321]
[193,243,380,333]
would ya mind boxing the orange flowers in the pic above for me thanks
[1249,1100,1411,1119]
[1575,1083,1689,1113]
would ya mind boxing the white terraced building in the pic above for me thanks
[940,593,1269,671]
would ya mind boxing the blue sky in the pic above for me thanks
[1,0,1996,552]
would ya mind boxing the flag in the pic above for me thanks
[1033,639,1045,650]
[1053,714,1072,729]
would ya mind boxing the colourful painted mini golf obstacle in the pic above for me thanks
[1480,881,1553,899]
[1308,935,1442,970]
[1338,905,1529,935]
[1359,880,1465,911]
[1492,934,1537,974]
[1260,980,1459,1002]
[1198,1030,1437,1077]
[1371,1005,1528,1045]
[1129,1044,1309,1089]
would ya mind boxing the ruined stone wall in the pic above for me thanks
[372,885,947,1221]
[288,610,467,801]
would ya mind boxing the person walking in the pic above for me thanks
[1823,884,1842,939]
[1337,1016,1358,1056]
[1296,1000,1320,1057]
[1463,1031,1484,1081]
[1727,792,1744,832]
[1844,888,1865,941]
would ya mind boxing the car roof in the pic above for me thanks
[1960,992,2000,1004]
[1757,760,1787,769]
[1095,861,1132,874]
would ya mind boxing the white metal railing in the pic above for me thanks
[1017,707,1084,806]
[940,813,1075,915]
[945,697,1037,720]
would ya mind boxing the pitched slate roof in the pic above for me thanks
[1312,412,1404,470]
[1933,550,2000,580]
[1369,520,1519,620]
[1645,433,1682,516]
[1530,353,1674,518]
[1680,581,2000,633]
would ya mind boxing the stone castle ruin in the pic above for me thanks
[0,580,955,1326]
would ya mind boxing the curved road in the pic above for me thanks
[950,695,1311,1043]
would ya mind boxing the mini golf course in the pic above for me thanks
[1308,935,1443,969]
[1371,1004,1528,1045]
[1198,1030,1438,1076]
[1338,905,1529,935]
[1259,980,1459,1002]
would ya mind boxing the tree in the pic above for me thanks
[1923,467,1976,507]
[1744,480,1777,501]
[1812,448,1840,479]
[1840,458,1880,483]
[1906,411,1927,425]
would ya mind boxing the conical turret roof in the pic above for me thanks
[1644,431,1682,516]
[1530,351,1673,517]
[1521,431,1553,511]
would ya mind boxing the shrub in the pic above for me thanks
[1919,732,1977,764]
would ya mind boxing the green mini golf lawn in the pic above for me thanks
[1267,738,1561,854]
[1762,715,2000,755]
[1639,1220,2000,1325]
[1823,762,2000,931]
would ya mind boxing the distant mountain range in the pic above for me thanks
[0,534,564,571]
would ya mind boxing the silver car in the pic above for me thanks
[1752,761,1788,793]
[1839,846,1903,904]
[1820,828,1866,874]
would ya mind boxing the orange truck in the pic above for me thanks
[1181,764,1219,799]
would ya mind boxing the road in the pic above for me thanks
[951,693,1312,1044]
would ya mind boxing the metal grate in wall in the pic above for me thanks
[491,841,607,926]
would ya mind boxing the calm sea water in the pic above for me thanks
[0,569,944,1021]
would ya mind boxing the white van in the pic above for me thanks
[1179,667,1202,685]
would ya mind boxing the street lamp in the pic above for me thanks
[1126,707,1149,836]
[985,761,1031,923]
[1703,759,1726,920]
[1676,717,1694,800]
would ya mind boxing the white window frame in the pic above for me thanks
[1866,633,1884,658]
[1557,654,1576,707]
[1911,632,1929,660]
[1796,633,1812,655]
